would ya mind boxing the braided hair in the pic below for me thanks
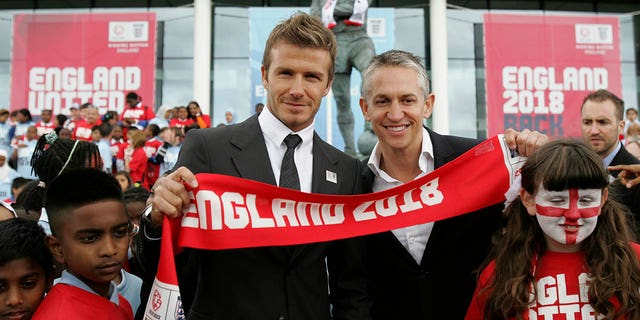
[21,132,103,219]
[31,132,103,184]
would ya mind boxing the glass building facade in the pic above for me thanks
[0,5,638,145]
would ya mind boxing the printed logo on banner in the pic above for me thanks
[575,24,613,44]
[574,24,614,56]
[151,289,162,311]
[109,21,149,42]
[145,278,182,320]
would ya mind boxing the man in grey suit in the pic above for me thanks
[139,13,369,320]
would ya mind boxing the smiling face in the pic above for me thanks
[188,103,201,117]
[177,107,188,120]
[47,200,130,297]
[0,258,47,320]
[522,184,607,252]
[360,66,433,157]
[84,108,99,125]
[262,42,332,132]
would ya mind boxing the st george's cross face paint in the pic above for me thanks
[534,185,603,249]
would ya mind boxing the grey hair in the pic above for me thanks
[361,50,430,100]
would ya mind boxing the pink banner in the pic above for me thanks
[10,13,157,116]
[144,135,525,319]
[484,14,621,138]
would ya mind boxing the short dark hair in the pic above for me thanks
[11,177,33,191]
[56,114,67,127]
[96,122,113,138]
[45,169,123,235]
[581,89,625,121]
[126,92,139,101]
[262,12,336,79]
[146,123,160,137]
[123,185,150,204]
[17,108,32,121]
[0,218,53,278]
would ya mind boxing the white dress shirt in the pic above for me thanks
[259,106,314,193]
[367,127,434,264]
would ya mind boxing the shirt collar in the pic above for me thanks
[367,127,434,183]
[259,105,315,148]
[602,141,622,168]
[58,270,120,305]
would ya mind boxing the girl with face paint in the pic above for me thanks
[465,139,640,320]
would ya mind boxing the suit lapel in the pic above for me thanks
[609,146,640,178]
[230,116,277,185]
[420,129,458,267]
[311,133,341,194]
[428,127,457,169]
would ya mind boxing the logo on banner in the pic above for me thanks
[575,24,613,45]
[152,289,162,311]
[145,278,182,320]
[109,21,149,42]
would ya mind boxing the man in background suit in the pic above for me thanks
[357,50,547,319]
[139,13,369,320]
[581,89,640,230]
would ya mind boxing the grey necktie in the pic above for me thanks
[279,134,302,190]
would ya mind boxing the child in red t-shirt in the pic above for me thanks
[168,106,194,129]
[125,130,148,187]
[465,140,640,320]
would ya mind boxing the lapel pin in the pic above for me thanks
[326,170,337,184]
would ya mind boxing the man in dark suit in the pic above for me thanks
[356,50,547,319]
[138,13,369,320]
[581,89,640,230]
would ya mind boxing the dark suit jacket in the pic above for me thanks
[608,145,640,234]
[361,128,502,320]
[137,115,370,320]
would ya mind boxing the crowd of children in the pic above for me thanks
[6,92,640,320]
[0,93,209,318]
[0,93,203,204]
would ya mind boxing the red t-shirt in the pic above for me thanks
[128,147,148,185]
[36,121,56,137]
[465,243,640,320]
[32,283,133,320]
[72,119,102,141]
[169,118,194,128]
[143,137,163,188]
[120,104,155,125]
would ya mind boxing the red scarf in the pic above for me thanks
[143,135,525,319]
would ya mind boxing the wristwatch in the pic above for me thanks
[141,204,162,236]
